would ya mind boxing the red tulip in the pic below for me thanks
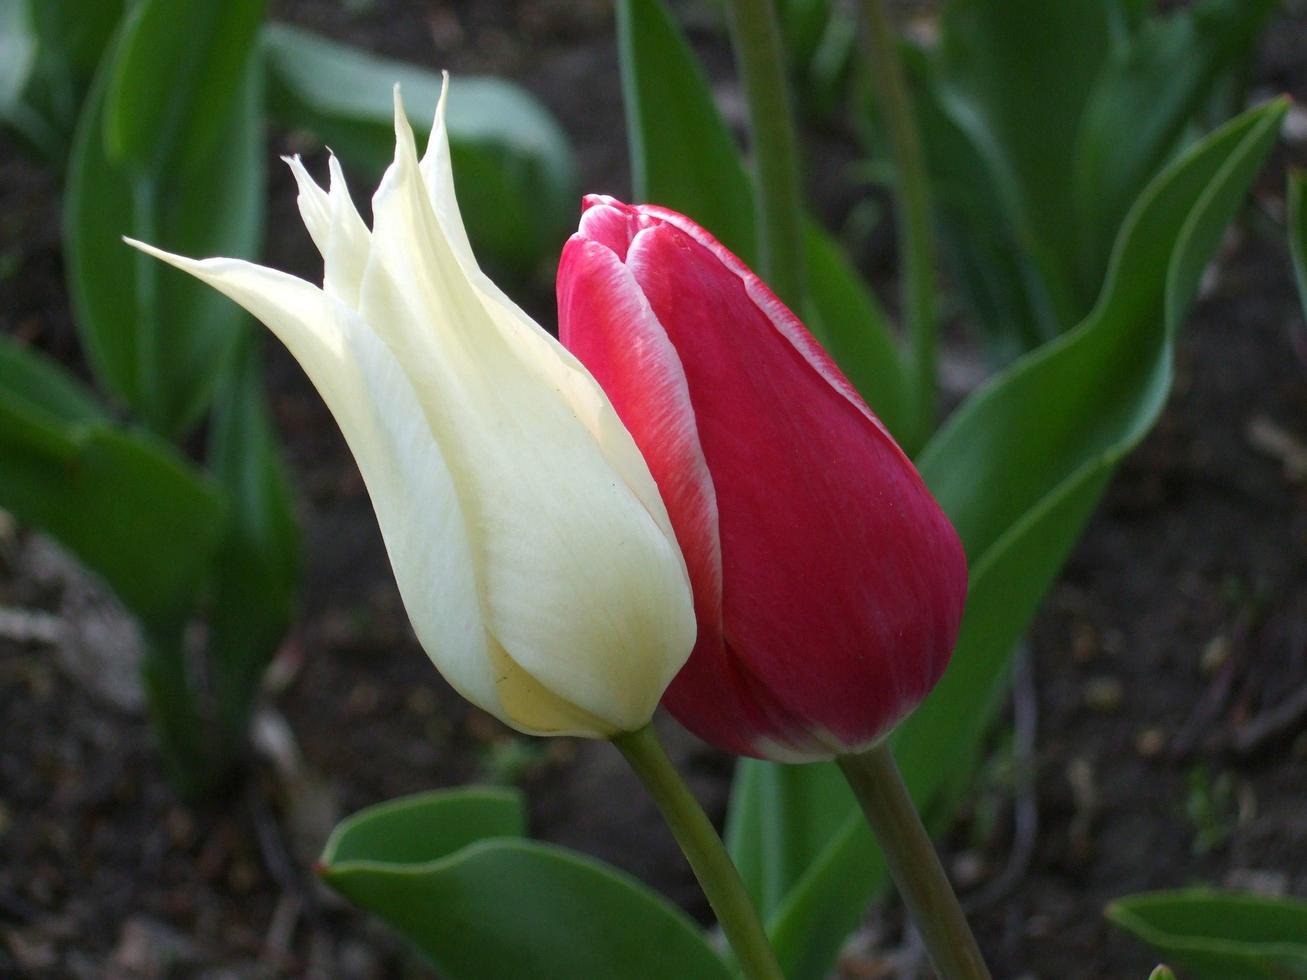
[558,196,967,762]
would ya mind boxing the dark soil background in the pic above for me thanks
[3,2,1306,978]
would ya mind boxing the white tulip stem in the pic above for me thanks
[613,724,785,980]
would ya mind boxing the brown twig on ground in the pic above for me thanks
[1230,680,1307,756]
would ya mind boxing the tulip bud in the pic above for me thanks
[558,197,966,761]
[128,85,696,739]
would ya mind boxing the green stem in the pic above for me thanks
[857,0,936,450]
[723,0,807,312]
[614,725,784,980]
[837,743,991,980]
[140,625,220,800]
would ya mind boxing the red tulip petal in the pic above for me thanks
[624,217,966,757]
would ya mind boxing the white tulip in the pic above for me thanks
[128,78,695,738]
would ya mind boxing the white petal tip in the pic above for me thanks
[436,72,450,120]
[122,236,165,258]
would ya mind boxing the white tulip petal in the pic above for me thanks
[122,238,518,730]
[420,80,683,555]
[126,77,695,740]
[419,75,479,273]
[285,154,371,309]
[358,89,693,732]
[285,155,332,247]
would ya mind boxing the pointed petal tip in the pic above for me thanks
[433,70,451,138]
[122,236,173,262]
[390,83,420,160]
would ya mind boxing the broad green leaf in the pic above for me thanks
[103,0,262,173]
[260,22,576,278]
[933,0,1117,322]
[1108,890,1307,978]
[776,0,833,71]
[910,0,1272,355]
[0,339,225,629]
[29,0,126,82]
[726,755,854,919]
[754,99,1285,980]
[0,0,126,161]
[320,788,732,980]
[322,787,528,866]
[207,336,299,740]
[903,43,1059,358]
[65,31,265,436]
[1072,0,1277,293]
[617,0,910,437]
[0,332,105,423]
[0,1,36,115]
[1289,169,1307,318]
[616,0,756,263]
[775,0,855,121]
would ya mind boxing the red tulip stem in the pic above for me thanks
[838,743,991,980]
[613,724,785,980]
[857,0,937,452]
[722,0,807,314]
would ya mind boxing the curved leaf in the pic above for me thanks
[1072,0,1277,290]
[207,336,299,738]
[322,787,528,867]
[320,788,731,980]
[1289,168,1307,320]
[0,337,224,629]
[756,98,1286,980]
[104,0,262,173]
[1108,890,1307,979]
[64,25,264,436]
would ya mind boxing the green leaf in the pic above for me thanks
[908,0,1273,355]
[207,335,299,740]
[1289,169,1307,320]
[932,0,1118,323]
[64,25,265,436]
[0,0,37,116]
[1108,890,1307,978]
[103,0,262,173]
[903,44,1059,357]
[0,337,225,629]
[320,788,732,980]
[260,22,577,279]
[751,98,1285,980]
[616,0,756,264]
[726,756,855,920]
[1072,0,1277,292]
[1149,967,1178,980]
[322,787,528,866]
[0,332,106,423]
[29,0,127,83]
[617,0,910,436]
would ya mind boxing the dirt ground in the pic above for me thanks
[2,2,1305,978]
